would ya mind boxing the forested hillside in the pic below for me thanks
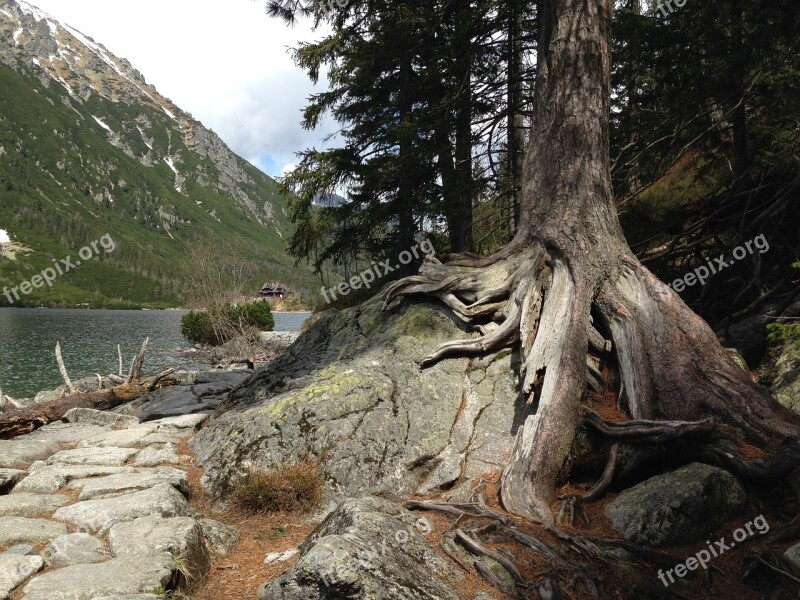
[0,0,314,308]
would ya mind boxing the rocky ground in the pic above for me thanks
[0,370,247,600]
[2,300,799,599]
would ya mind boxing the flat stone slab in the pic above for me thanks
[0,554,44,599]
[0,470,26,494]
[0,494,70,518]
[21,423,109,445]
[109,516,210,582]
[0,517,67,546]
[2,545,35,556]
[14,466,135,494]
[78,429,155,448]
[94,596,163,600]
[69,468,189,501]
[0,440,60,469]
[63,408,140,428]
[47,447,139,467]
[53,484,192,533]
[21,552,174,600]
[136,387,208,422]
[134,444,180,467]
[44,533,107,568]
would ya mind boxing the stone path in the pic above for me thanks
[0,371,248,600]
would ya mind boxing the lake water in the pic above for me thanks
[0,308,310,399]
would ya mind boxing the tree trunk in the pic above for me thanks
[382,0,800,525]
[507,0,526,234]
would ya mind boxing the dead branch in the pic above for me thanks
[0,372,178,439]
[55,342,75,395]
[127,337,149,383]
[118,344,124,376]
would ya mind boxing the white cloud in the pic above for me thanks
[0,229,9,244]
[28,0,337,176]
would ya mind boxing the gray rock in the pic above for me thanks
[93,596,162,600]
[784,543,800,571]
[133,387,210,422]
[0,517,67,546]
[109,516,211,583]
[78,428,157,448]
[198,518,239,556]
[14,465,134,494]
[0,494,70,518]
[0,554,44,599]
[62,408,140,428]
[19,423,109,445]
[1,545,35,556]
[770,340,800,414]
[264,548,299,564]
[20,552,174,600]
[47,447,138,467]
[68,467,189,500]
[147,413,211,430]
[44,533,107,568]
[0,469,26,494]
[606,463,747,546]
[260,497,459,600]
[53,484,192,533]
[191,299,518,504]
[0,439,60,469]
[134,444,180,467]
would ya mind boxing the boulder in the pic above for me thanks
[0,517,67,546]
[52,484,191,533]
[260,497,459,600]
[0,470,26,494]
[46,447,138,467]
[20,552,174,600]
[606,463,747,546]
[62,408,140,428]
[0,494,70,518]
[109,516,211,584]
[0,554,44,599]
[784,543,800,571]
[43,533,107,567]
[769,340,800,414]
[197,518,239,556]
[191,298,518,503]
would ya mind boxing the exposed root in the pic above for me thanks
[582,442,619,502]
[583,410,716,443]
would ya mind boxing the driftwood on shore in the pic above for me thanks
[0,338,177,440]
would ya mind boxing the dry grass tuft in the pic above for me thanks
[230,462,322,514]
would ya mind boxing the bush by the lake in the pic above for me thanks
[181,301,275,346]
[231,461,322,513]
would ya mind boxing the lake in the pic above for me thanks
[0,308,310,399]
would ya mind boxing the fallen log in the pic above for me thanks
[0,369,177,440]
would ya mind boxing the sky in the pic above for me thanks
[27,0,336,177]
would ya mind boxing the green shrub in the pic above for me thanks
[230,462,322,513]
[180,310,219,345]
[181,301,274,346]
[234,301,275,331]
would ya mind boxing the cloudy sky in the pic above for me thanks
[28,0,336,177]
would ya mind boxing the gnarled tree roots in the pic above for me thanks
[382,248,800,527]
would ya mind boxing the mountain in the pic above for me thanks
[0,0,313,308]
